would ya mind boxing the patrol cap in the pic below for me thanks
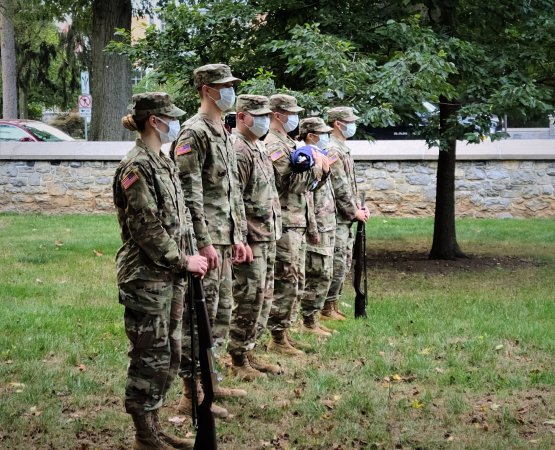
[131,92,185,119]
[269,94,304,113]
[327,106,359,123]
[299,117,333,135]
[193,63,241,89]
[236,95,272,116]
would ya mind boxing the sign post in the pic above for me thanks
[80,71,91,140]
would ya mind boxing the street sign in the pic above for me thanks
[79,108,92,118]
[80,71,90,95]
[78,94,92,109]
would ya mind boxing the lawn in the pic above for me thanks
[0,214,554,450]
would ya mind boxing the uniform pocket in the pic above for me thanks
[119,280,173,315]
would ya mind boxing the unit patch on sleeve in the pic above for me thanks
[329,153,339,165]
[175,143,192,156]
[121,170,140,190]
[270,148,286,162]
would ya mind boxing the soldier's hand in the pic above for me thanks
[186,254,209,277]
[244,244,254,264]
[232,242,246,264]
[199,244,219,270]
[355,208,369,222]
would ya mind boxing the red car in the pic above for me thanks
[0,119,75,142]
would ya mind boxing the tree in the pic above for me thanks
[0,0,17,118]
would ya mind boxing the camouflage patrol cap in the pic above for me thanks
[131,92,185,118]
[236,95,272,116]
[193,64,241,89]
[327,106,359,123]
[269,94,304,113]
[299,117,333,135]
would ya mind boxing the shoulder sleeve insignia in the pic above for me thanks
[328,153,339,165]
[175,143,192,156]
[121,170,140,190]
[270,148,286,162]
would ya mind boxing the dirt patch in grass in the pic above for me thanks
[367,250,542,275]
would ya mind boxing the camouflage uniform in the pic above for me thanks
[113,93,191,415]
[298,118,337,320]
[265,95,324,332]
[228,95,282,358]
[170,65,245,378]
[325,107,360,307]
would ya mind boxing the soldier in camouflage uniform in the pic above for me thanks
[265,94,329,355]
[297,118,337,338]
[323,106,369,320]
[228,95,283,381]
[114,92,208,450]
[170,64,247,418]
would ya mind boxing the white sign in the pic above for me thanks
[80,71,90,95]
[79,94,92,109]
[79,108,92,118]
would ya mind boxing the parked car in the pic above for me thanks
[0,119,75,142]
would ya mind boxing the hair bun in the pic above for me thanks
[121,114,138,131]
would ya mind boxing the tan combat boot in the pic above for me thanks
[151,409,194,450]
[320,301,345,321]
[247,351,283,375]
[333,300,347,320]
[130,412,174,450]
[302,314,332,338]
[267,330,304,356]
[213,384,248,399]
[231,353,266,382]
[177,379,229,419]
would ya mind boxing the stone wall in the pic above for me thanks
[1,158,554,218]
[356,160,555,218]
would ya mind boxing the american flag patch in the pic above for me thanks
[270,149,285,162]
[121,170,139,190]
[329,154,339,165]
[176,143,192,156]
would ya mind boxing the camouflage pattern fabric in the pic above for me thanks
[328,135,359,224]
[325,222,355,304]
[113,139,193,414]
[193,64,241,89]
[229,241,276,355]
[170,112,247,249]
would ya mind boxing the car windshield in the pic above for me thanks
[25,122,74,142]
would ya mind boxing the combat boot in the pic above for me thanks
[177,379,229,419]
[247,351,283,375]
[213,384,248,399]
[231,353,266,382]
[151,409,194,450]
[302,314,331,338]
[333,300,347,319]
[267,330,304,356]
[320,301,345,321]
[130,412,174,450]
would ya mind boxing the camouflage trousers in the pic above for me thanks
[301,230,336,319]
[180,244,232,377]
[120,277,184,415]
[325,222,354,305]
[267,228,306,332]
[228,241,276,356]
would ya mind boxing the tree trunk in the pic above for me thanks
[89,0,133,141]
[18,86,27,119]
[0,1,18,119]
[429,97,466,260]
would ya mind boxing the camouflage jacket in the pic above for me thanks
[170,112,247,248]
[328,136,358,224]
[113,139,193,284]
[232,130,282,243]
[264,129,323,229]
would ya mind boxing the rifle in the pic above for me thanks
[353,194,368,319]
[185,232,218,450]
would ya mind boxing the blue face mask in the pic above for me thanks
[315,133,330,149]
[282,114,299,133]
[208,86,236,111]
[341,122,357,138]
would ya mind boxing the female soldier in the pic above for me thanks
[114,92,207,450]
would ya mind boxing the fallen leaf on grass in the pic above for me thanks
[322,412,332,419]
[55,240,63,247]
[4,360,13,365]
[320,399,338,410]
[410,399,424,409]
[36,278,43,284]
[168,416,186,425]
[543,419,555,426]
[29,406,42,416]
[489,403,501,411]
[8,382,25,389]
[392,374,402,382]
[77,364,87,372]
[435,367,445,374]
[418,348,432,355]
[93,249,104,257]
[494,344,504,351]
[274,400,291,408]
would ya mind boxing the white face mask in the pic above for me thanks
[155,117,180,144]
[315,133,330,149]
[247,115,270,138]
[209,86,236,111]
[281,114,299,133]
[341,122,357,139]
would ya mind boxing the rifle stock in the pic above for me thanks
[353,192,368,318]
[185,232,218,450]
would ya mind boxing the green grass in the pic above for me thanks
[0,214,554,449]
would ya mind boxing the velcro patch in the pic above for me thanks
[175,143,192,156]
[270,148,285,162]
[121,170,139,190]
